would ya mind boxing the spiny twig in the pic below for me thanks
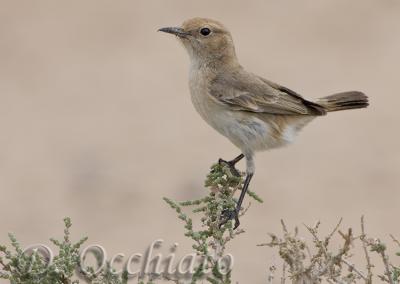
[361,215,373,284]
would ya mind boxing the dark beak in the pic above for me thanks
[158,27,189,37]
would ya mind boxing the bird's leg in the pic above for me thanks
[220,153,254,229]
[218,153,244,177]
[234,173,253,227]
[219,172,253,229]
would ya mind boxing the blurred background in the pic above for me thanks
[0,0,399,282]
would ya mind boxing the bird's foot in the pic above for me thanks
[219,208,240,229]
[218,158,241,177]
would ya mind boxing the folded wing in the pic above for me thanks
[209,70,326,115]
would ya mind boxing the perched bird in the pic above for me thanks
[158,18,368,229]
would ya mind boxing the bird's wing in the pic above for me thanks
[209,70,326,115]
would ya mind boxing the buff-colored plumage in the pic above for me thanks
[159,18,368,228]
[160,17,367,172]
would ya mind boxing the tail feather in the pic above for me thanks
[316,91,369,112]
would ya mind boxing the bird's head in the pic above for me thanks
[159,18,238,67]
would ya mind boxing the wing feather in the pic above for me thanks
[209,70,326,115]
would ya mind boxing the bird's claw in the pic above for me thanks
[218,158,241,177]
[219,208,240,229]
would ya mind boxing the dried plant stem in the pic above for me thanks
[262,218,400,284]
[380,250,394,284]
[361,216,373,284]
[390,234,400,248]
[341,258,367,280]
[281,262,286,284]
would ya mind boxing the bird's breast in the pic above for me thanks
[188,67,221,128]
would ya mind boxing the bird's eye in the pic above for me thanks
[200,27,211,36]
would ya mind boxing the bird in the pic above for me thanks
[158,18,369,229]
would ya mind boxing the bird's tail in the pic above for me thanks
[316,91,369,112]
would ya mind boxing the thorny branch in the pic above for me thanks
[262,217,400,284]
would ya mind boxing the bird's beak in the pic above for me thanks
[158,27,189,38]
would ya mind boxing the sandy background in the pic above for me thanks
[0,0,399,283]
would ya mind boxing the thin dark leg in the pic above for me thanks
[229,153,244,165]
[218,153,244,177]
[233,173,253,228]
[219,172,254,230]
